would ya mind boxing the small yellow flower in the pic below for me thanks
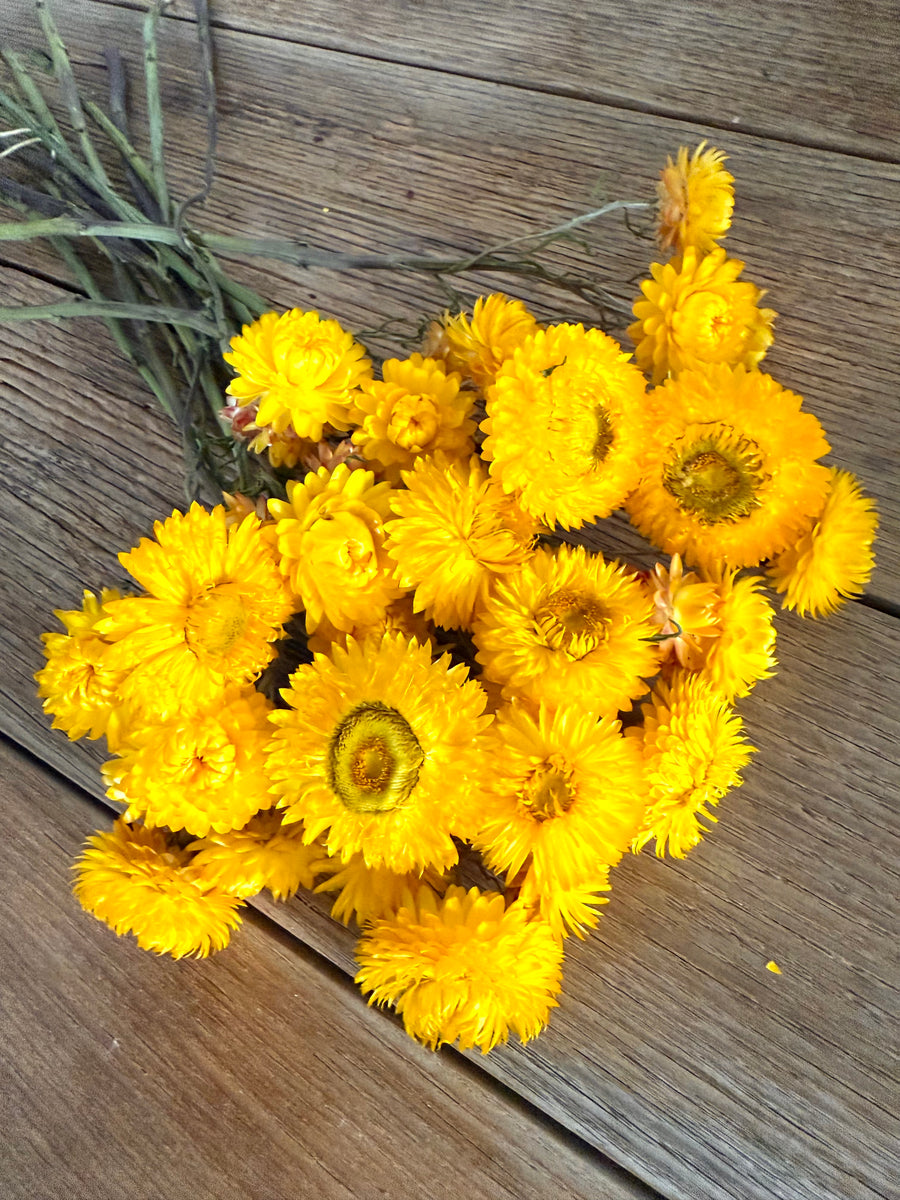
[386,454,538,630]
[351,354,475,475]
[97,505,294,719]
[482,323,647,529]
[73,819,243,958]
[768,469,878,617]
[268,465,402,633]
[315,853,437,926]
[626,365,831,572]
[700,569,777,701]
[648,555,721,670]
[629,247,776,384]
[189,810,329,901]
[473,544,659,715]
[306,594,434,658]
[518,866,611,941]
[224,309,372,441]
[103,685,275,837]
[657,142,735,255]
[36,588,126,742]
[355,886,563,1053]
[267,634,491,873]
[438,293,540,388]
[630,672,754,858]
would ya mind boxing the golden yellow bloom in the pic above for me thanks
[267,634,491,873]
[103,686,275,837]
[268,465,402,633]
[97,505,294,719]
[355,886,563,1053]
[73,819,243,958]
[626,365,831,571]
[224,309,372,441]
[474,544,659,714]
[700,569,777,701]
[386,454,537,630]
[629,248,776,384]
[768,468,878,617]
[630,672,754,858]
[658,142,735,255]
[36,589,126,742]
[438,293,540,389]
[648,554,721,670]
[315,853,437,926]
[351,354,475,475]
[306,594,434,658]
[472,704,644,936]
[518,865,611,941]
[189,810,329,900]
[482,323,647,529]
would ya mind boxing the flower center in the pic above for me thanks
[185,584,249,662]
[679,292,742,357]
[520,761,575,822]
[534,588,610,659]
[591,404,614,465]
[328,701,424,814]
[663,424,768,525]
[388,393,441,451]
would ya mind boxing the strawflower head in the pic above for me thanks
[626,364,831,572]
[472,703,645,937]
[103,685,275,838]
[630,672,755,858]
[658,142,735,255]
[351,353,475,475]
[73,819,244,958]
[629,247,776,384]
[268,465,402,632]
[699,569,777,701]
[36,588,126,743]
[436,293,539,389]
[97,504,294,719]
[482,323,647,529]
[315,853,437,927]
[768,468,878,617]
[306,594,434,658]
[648,554,721,670]
[189,810,329,901]
[267,633,491,873]
[386,454,538,630]
[224,308,372,441]
[473,543,659,715]
[355,886,563,1053]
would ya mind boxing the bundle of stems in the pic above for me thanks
[0,0,648,498]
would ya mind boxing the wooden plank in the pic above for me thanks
[3,1,900,597]
[2,261,899,1199]
[0,736,652,1200]
[98,0,900,161]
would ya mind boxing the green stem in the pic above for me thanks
[142,0,171,220]
[0,298,220,333]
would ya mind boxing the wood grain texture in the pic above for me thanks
[3,0,899,598]
[2,268,899,1199]
[0,737,653,1200]
[97,0,900,160]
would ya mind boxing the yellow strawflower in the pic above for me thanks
[626,365,831,572]
[97,505,294,719]
[472,704,644,937]
[630,672,754,859]
[657,142,735,255]
[629,247,776,384]
[268,465,402,633]
[315,853,437,926]
[473,544,659,715]
[224,309,372,441]
[267,634,491,873]
[73,819,243,958]
[355,886,563,1053]
[482,323,647,529]
[700,569,777,701]
[306,595,434,658]
[351,353,475,475]
[103,685,275,837]
[647,555,721,670]
[437,293,540,388]
[386,454,537,630]
[518,867,611,942]
[36,588,126,743]
[189,810,329,901]
[768,468,878,616]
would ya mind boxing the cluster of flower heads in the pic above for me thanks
[38,144,878,1054]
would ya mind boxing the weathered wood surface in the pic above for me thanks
[2,2,900,1199]
[3,0,900,599]
[1,738,649,1200]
